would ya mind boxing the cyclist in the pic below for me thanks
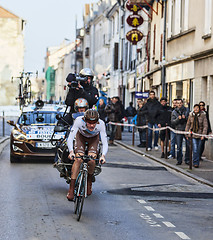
[66,109,108,201]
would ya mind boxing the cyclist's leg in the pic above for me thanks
[87,135,99,195]
[67,132,85,201]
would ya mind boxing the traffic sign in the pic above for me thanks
[135,92,149,98]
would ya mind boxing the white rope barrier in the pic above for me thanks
[108,121,213,139]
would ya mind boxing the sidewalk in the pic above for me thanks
[115,130,213,187]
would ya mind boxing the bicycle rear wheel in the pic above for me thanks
[76,172,86,221]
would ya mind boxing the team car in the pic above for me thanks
[7,101,66,163]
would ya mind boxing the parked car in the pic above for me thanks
[7,102,66,163]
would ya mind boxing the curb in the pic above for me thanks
[0,136,10,155]
[115,140,213,188]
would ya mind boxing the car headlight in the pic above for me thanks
[12,130,27,141]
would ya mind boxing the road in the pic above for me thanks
[0,142,213,240]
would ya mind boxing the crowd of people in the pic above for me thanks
[98,91,211,169]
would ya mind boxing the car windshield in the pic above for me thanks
[17,111,58,125]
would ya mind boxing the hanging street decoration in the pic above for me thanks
[126,1,144,45]
[126,29,143,45]
[126,2,142,13]
[126,14,144,27]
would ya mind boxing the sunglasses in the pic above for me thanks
[199,104,205,106]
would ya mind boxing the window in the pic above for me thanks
[170,0,189,35]
[180,0,185,31]
[18,112,58,125]
[114,42,119,70]
[171,0,176,35]
[125,42,128,71]
[204,0,212,35]
[153,24,156,56]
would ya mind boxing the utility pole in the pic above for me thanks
[75,15,77,73]
[161,0,167,97]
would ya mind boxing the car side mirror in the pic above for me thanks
[7,120,16,127]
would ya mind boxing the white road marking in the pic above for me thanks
[175,232,190,239]
[162,221,176,228]
[144,206,155,211]
[137,199,146,204]
[153,213,164,219]
[140,213,161,227]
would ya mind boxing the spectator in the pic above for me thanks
[168,99,178,159]
[157,97,173,158]
[185,104,208,168]
[199,101,212,161]
[171,99,190,165]
[105,96,122,146]
[115,96,125,140]
[125,102,137,132]
[141,91,161,151]
[97,99,106,122]
[137,101,147,148]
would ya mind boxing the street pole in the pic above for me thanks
[75,15,77,74]
[161,0,167,97]
[134,44,137,103]
[2,111,5,137]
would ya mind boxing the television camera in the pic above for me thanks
[66,73,88,89]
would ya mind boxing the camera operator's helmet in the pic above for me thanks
[83,109,99,124]
[74,98,89,112]
[79,68,94,81]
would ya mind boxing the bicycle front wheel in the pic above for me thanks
[76,172,86,221]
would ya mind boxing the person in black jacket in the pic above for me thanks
[157,97,173,158]
[125,102,137,132]
[171,99,190,165]
[62,68,99,125]
[141,91,161,150]
[98,98,106,122]
[105,96,122,145]
[137,101,147,147]
[199,101,212,160]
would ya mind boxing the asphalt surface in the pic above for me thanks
[0,141,213,240]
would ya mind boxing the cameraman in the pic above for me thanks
[63,68,99,125]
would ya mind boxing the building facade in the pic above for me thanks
[81,0,213,157]
[0,6,25,105]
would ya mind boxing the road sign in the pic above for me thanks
[126,14,144,27]
[126,29,143,45]
[135,92,149,98]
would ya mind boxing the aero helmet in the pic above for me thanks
[74,98,89,112]
[84,109,99,124]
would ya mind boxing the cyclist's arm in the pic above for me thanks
[67,119,80,152]
[99,122,108,156]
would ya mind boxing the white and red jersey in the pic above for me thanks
[67,116,108,156]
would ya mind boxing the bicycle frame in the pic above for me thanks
[74,155,100,221]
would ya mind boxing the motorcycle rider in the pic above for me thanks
[53,98,89,176]
[63,68,99,125]
[66,109,108,201]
